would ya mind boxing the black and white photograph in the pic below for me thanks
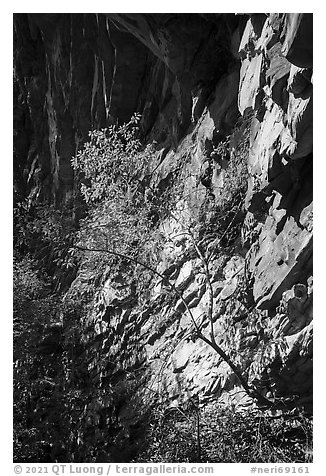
[12,9,313,465]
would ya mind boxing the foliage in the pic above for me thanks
[135,405,200,463]
[13,251,121,462]
[13,254,48,314]
[13,254,65,461]
[14,201,78,292]
[13,252,112,462]
[13,254,59,362]
[71,113,163,292]
[135,404,313,463]
[72,113,144,204]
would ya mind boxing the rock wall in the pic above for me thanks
[14,12,313,431]
[14,13,238,202]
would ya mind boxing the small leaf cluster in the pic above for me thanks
[71,113,148,205]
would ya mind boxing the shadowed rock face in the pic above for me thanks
[14,13,239,202]
[14,13,154,202]
[14,13,313,421]
[281,13,313,68]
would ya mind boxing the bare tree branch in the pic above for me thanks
[74,244,275,408]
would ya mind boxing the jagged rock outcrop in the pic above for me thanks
[14,13,313,441]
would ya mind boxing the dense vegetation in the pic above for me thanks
[136,404,312,463]
[13,115,312,463]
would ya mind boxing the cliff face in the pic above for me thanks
[14,11,313,442]
[14,13,240,202]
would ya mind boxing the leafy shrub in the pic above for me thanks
[134,405,200,463]
[135,403,313,463]
[72,114,145,204]
[71,113,164,298]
